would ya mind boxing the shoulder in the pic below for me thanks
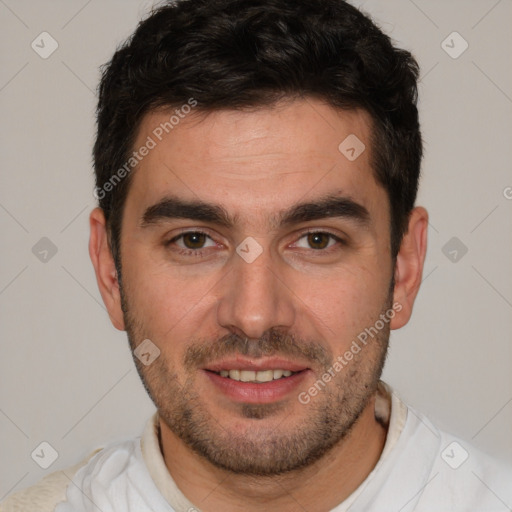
[421,429,512,510]
[0,449,101,512]
[404,404,512,511]
[0,438,143,512]
[370,386,512,511]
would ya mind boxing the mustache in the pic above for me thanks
[184,329,332,370]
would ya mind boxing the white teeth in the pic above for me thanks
[255,370,274,383]
[229,369,240,381]
[240,370,256,382]
[219,369,296,382]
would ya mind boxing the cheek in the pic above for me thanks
[293,264,390,342]
[122,252,221,341]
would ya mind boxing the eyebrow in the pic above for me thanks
[141,194,370,230]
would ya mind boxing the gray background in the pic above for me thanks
[1,0,511,498]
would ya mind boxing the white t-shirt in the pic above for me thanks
[3,382,512,512]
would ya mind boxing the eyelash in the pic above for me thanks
[165,229,345,257]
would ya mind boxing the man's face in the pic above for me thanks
[118,99,395,475]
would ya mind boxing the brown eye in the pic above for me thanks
[293,231,342,252]
[182,232,207,249]
[307,232,331,250]
[166,230,217,255]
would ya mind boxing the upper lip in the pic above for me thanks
[203,357,310,373]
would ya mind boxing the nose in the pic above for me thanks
[216,244,296,340]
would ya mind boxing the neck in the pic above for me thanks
[159,394,388,512]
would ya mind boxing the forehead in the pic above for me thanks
[126,99,386,227]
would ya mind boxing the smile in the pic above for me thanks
[213,369,296,383]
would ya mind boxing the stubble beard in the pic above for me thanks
[121,285,391,476]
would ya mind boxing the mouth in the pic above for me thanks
[202,358,311,404]
[209,369,298,383]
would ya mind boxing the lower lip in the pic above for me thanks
[203,370,311,403]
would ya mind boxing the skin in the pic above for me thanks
[89,98,428,511]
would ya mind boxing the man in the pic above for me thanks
[2,0,511,510]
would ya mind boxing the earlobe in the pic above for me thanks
[88,208,126,331]
[390,206,428,330]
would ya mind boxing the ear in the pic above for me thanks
[89,208,125,331]
[390,206,428,330]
